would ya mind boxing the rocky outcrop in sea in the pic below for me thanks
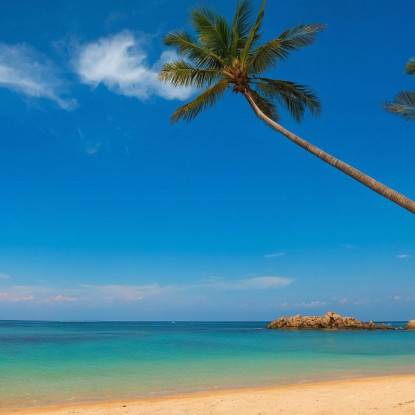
[405,320,415,329]
[267,311,394,330]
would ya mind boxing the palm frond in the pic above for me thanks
[190,6,231,56]
[159,60,223,88]
[230,0,253,55]
[405,58,415,77]
[164,30,224,68]
[250,24,325,73]
[240,0,267,64]
[383,90,415,121]
[254,78,321,122]
[248,87,279,122]
[170,79,229,123]
[162,1,323,126]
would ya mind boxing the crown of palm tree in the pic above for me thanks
[159,0,324,124]
[383,58,415,121]
[158,0,415,214]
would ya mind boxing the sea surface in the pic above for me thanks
[1,320,415,408]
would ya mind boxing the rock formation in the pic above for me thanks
[405,320,415,329]
[267,312,393,330]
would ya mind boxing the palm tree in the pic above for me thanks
[159,0,415,214]
[383,58,415,121]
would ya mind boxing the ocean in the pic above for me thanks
[1,320,414,408]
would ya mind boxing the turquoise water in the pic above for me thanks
[1,320,415,408]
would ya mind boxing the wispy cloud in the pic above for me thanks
[0,43,76,109]
[295,301,327,308]
[74,31,192,101]
[264,252,285,258]
[354,298,380,305]
[205,276,294,290]
[40,295,78,303]
[268,300,327,310]
[0,273,10,280]
[84,143,102,155]
[12,295,34,302]
[80,283,160,301]
[341,244,356,249]
[76,128,102,155]
[0,276,293,305]
[395,254,411,259]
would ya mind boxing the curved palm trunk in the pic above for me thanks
[243,90,415,214]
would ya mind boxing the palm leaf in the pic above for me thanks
[240,0,267,64]
[164,30,224,68]
[405,58,415,78]
[171,79,229,123]
[159,60,223,88]
[190,6,231,56]
[162,1,322,126]
[230,0,253,55]
[250,24,325,73]
[254,78,321,122]
[383,90,415,121]
[248,87,279,122]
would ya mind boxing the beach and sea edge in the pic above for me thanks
[1,320,415,413]
[2,375,415,414]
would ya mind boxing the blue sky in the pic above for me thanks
[0,0,414,321]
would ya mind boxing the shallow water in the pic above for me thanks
[1,320,414,408]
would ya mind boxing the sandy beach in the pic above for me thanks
[3,374,415,415]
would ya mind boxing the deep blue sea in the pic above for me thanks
[1,320,415,408]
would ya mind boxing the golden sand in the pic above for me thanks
[2,375,415,415]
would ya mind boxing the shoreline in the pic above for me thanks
[3,374,415,414]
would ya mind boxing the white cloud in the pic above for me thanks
[393,295,402,301]
[11,295,34,303]
[341,244,356,249]
[84,142,102,155]
[295,301,327,308]
[0,285,77,303]
[54,294,76,302]
[0,276,293,306]
[76,128,103,155]
[338,298,348,304]
[41,295,77,303]
[0,273,10,280]
[396,254,411,259]
[354,298,380,305]
[74,31,192,101]
[79,283,160,301]
[264,252,285,258]
[206,276,294,290]
[0,43,76,109]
